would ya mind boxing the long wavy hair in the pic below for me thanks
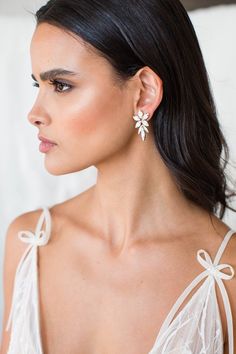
[31,0,236,220]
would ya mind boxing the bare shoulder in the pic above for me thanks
[226,227,236,292]
[221,227,236,353]
[3,208,49,271]
[0,208,45,353]
[222,227,236,274]
[2,207,52,269]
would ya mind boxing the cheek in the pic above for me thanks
[45,85,133,175]
[62,86,127,138]
[67,107,104,135]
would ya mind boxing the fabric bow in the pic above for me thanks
[197,249,234,280]
[18,230,49,247]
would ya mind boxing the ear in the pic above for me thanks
[133,66,163,119]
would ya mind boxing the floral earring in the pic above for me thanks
[133,110,150,141]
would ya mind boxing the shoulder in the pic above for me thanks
[226,228,236,289]
[221,229,236,352]
[2,208,46,287]
[3,207,48,283]
[4,208,48,262]
[223,229,236,278]
[0,208,46,352]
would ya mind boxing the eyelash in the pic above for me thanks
[32,79,72,93]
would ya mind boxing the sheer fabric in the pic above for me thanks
[5,207,235,354]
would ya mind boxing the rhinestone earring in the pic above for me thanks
[133,110,150,141]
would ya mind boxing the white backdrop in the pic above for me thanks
[0,2,236,337]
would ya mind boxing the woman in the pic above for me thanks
[1,0,236,353]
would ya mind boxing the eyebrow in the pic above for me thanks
[31,68,79,82]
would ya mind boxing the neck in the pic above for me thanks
[89,133,210,254]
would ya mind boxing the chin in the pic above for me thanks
[44,159,91,176]
[44,160,68,176]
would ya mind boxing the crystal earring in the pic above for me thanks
[133,110,150,141]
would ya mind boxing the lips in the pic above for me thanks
[38,135,57,145]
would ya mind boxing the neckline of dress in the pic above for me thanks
[36,211,234,354]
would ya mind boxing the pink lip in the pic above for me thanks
[38,135,57,153]
[39,141,57,153]
[38,135,57,144]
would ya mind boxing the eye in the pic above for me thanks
[32,82,39,88]
[32,79,72,93]
[49,79,72,93]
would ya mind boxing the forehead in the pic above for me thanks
[30,23,105,74]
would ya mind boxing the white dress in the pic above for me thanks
[5,207,235,354]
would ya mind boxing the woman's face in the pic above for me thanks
[29,23,137,175]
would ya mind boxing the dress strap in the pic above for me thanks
[213,228,236,266]
[18,206,52,247]
[197,228,235,354]
[5,206,52,348]
[152,229,235,351]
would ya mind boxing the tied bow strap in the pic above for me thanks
[17,207,51,247]
[197,249,235,280]
[18,230,49,247]
[197,248,235,354]
[5,208,51,336]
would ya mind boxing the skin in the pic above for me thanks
[17,22,236,353]
[28,22,221,251]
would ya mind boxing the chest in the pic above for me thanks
[37,242,227,354]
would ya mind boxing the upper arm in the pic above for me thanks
[0,210,42,354]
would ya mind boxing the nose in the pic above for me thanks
[27,105,49,127]
[28,115,43,126]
